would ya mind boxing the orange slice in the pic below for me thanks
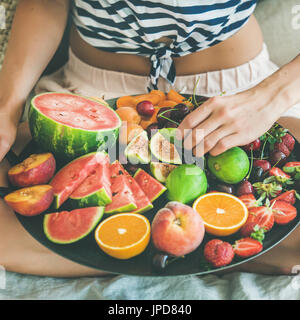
[193,192,248,236]
[95,213,151,259]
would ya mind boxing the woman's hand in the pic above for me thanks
[177,83,294,157]
[0,97,23,162]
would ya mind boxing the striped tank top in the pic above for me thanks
[72,0,257,90]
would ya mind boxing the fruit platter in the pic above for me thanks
[2,90,300,276]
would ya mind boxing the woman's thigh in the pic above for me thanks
[0,122,112,277]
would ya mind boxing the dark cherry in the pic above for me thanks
[216,183,235,194]
[236,180,254,196]
[171,103,190,121]
[136,100,155,117]
[157,107,173,126]
[250,166,264,183]
[163,120,178,128]
[146,122,159,139]
[253,159,271,172]
[152,253,169,270]
[242,139,261,152]
[269,150,287,166]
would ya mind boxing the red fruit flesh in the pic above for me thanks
[8,153,56,187]
[136,101,155,117]
[281,133,295,152]
[274,142,290,157]
[269,167,291,180]
[238,194,259,209]
[50,153,103,208]
[204,239,234,267]
[4,185,54,216]
[272,200,297,225]
[270,190,296,205]
[247,206,274,231]
[233,238,263,258]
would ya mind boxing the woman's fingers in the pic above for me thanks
[183,118,223,151]
[176,99,213,140]
[209,133,241,156]
[192,125,233,158]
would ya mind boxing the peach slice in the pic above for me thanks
[4,185,54,216]
[8,153,56,187]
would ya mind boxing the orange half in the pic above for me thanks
[95,213,151,259]
[193,192,248,236]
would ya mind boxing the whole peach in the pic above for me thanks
[151,201,205,256]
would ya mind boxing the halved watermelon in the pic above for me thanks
[50,152,104,209]
[134,168,166,202]
[29,92,121,160]
[108,161,153,213]
[69,153,112,207]
[104,174,137,214]
[44,206,104,244]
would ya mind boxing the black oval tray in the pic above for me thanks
[10,97,300,276]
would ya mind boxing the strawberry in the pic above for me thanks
[281,133,295,152]
[240,223,266,242]
[283,162,300,176]
[204,239,234,268]
[268,167,292,184]
[247,206,275,231]
[233,238,263,258]
[273,142,291,157]
[238,194,261,209]
[272,200,297,225]
[270,190,297,205]
[253,159,271,172]
[253,181,282,199]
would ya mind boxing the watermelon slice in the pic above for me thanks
[29,92,121,160]
[104,174,137,214]
[134,168,167,202]
[108,161,153,213]
[50,152,105,209]
[43,206,104,244]
[69,153,112,207]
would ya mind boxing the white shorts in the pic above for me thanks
[30,43,300,119]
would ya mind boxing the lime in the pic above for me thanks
[166,164,207,204]
[207,147,250,184]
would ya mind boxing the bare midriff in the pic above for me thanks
[69,15,264,76]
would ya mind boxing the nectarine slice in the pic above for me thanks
[4,185,54,216]
[8,153,56,187]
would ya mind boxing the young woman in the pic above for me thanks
[0,0,299,277]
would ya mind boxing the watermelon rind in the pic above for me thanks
[29,92,121,161]
[69,187,112,208]
[43,206,104,244]
[104,202,137,214]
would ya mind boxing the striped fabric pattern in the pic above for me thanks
[72,0,257,89]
